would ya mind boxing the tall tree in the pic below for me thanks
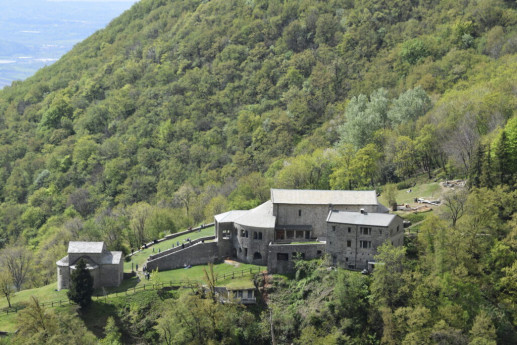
[1,245,32,291]
[0,269,15,308]
[175,183,196,222]
[371,242,407,309]
[494,130,512,185]
[441,189,468,227]
[67,258,94,309]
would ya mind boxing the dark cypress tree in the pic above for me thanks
[67,258,94,308]
[481,143,494,188]
[495,130,511,185]
[469,143,484,188]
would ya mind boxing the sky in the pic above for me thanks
[0,0,138,88]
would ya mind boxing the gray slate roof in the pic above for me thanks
[100,251,123,265]
[214,201,276,229]
[327,210,398,227]
[271,189,378,205]
[214,210,249,223]
[57,251,123,266]
[56,255,69,266]
[68,241,105,254]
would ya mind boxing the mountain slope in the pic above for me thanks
[0,0,515,283]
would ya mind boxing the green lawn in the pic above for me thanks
[0,283,68,311]
[379,182,442,205]
[115,262,265,292]
[124,226,215,271]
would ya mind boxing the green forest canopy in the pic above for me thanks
[0,0,515,288]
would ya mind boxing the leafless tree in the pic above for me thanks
[441,188,468,227]
[174,183,196,221]
[443,112,480,175]
[129,202,152,247]
[1,245,33,291]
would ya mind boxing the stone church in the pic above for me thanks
[56,241,124,290]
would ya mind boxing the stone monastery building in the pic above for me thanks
[56,241,124,290]
[146,189,403,274]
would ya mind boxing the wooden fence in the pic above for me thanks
[0,266,265,315]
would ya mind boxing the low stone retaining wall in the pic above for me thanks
[127,223,214,258]
[146,242,219,271]
[148,236,215,260]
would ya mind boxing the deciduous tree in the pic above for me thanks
[0,245,32,291]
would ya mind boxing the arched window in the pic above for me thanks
[253,252,262,260]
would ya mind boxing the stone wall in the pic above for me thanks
[148,236,215,261]
[274,204,380,239]
[267,242,326,274]
[57,265,70,290]
[146,242,219,271]
[232,224,273,266]
[100,263,123,287]
[326,216,404,269]
[128,223,215,257]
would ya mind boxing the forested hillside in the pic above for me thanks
[0,0,516,305]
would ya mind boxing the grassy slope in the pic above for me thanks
[124,226,214,270]
[379,182,442,205]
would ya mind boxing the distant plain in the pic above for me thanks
[0,0,137,88]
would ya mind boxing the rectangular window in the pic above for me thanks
[397,225,400,232]
[348,227,351,233]
[332,225,336,232]
[305,231,310,239]
[244,248,248,256]
[258,232,263,240]
[222,229,231,239]
[277,253,289,261]
[380,230,382,235]
[286,230,294,239]
[241,229,245,237]
[296,231,304,238]
[360,227,371,235]
[253,232,257,239]
[347,240,351,248]
[245,230,249,238]
[360,240,371,249]
[275,230,285,240]
[298,209,302,217]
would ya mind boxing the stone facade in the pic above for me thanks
[56,241,124,290]
[145,189,403,274]
[268,242,326,274]
[326,210,404,270]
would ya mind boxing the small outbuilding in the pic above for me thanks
[56,241,124,291]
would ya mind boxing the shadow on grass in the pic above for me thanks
[77,301,119,339]
[94,276,140,296]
